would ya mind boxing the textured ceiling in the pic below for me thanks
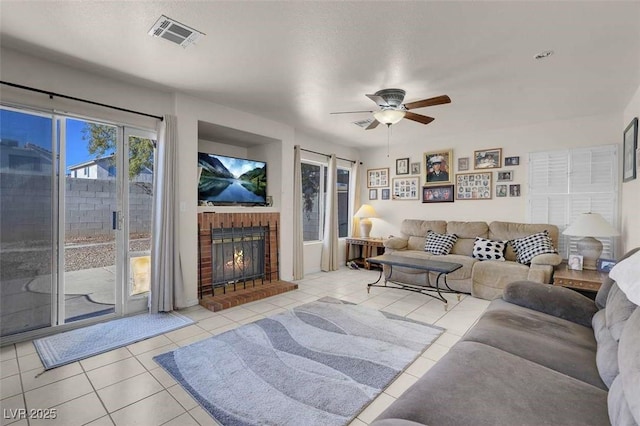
[1,1,639,147]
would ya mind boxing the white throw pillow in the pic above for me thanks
[609,250,640,306]
[472,237,506,261]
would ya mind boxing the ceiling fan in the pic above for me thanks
[331,89,451,130]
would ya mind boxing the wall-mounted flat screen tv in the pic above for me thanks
[198,153,267,206]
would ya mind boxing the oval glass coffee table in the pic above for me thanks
[366,254,465,310]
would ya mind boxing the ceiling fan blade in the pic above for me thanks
[330,110,374,115]
[365,119,380,130]
[403,95,451,110]
[404,111,435,125]
[366,94,389,107]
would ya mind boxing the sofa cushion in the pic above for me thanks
[371,341,609,426]
[610,250,640,305]
[428,254,476,281]
[606,284,637,342]
[400,219,447,239]
[446,221,488,256]
[423,230,457,255]
[595,247,640,309]
[471,260,531,300]
[593,309,619,388]
[489,221,559,262]
[618,308,640,425]
[502,281,598,327]
[608,376,638,426]
[472,237,507,261]
[462,299,605,389]
[511,230,557,264]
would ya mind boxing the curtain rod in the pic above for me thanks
[1,81,164,121]
[300,147,361,164]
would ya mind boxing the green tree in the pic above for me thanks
[82,123,154,194]
[82,123,154,179]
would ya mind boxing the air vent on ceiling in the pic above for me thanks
[148,15,205,48]
[353,118,375,128]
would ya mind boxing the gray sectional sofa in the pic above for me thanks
[383,219,562,300]
[371,248,640,426]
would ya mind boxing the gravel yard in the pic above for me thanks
[1,234,151,279]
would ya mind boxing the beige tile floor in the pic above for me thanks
[0,267,490,426]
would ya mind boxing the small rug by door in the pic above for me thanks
[34,312,194,370]
[154,297,443,426]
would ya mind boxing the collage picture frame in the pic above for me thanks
[455,172,492,200]
[392,177,419,200]
[367,167,389,188]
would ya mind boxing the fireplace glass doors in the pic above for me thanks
[211,226,266,288]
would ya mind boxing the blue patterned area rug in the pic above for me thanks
[35,312,194,370]
[154,297,444,426]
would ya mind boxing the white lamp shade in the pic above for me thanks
[373,109,405,125]
[354,204,378,219]
[563,212,620,237]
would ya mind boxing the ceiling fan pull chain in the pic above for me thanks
[387,124,391,157]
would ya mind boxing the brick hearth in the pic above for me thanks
[199,280,298,312]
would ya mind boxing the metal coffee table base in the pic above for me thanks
[366,255,467,310]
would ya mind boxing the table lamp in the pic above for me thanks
[354,204,378,238]
[562,212,620,270]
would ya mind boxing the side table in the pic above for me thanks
[553,264,607,292]
[345,237,385,269]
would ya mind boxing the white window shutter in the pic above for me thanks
[528,144,618,260]
[529,151,569,195]
[569,145,617,194]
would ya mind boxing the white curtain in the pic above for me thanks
[293,145,304,280]
[350,161,361,238]
[150,114,182,313]
[321,154,339,271]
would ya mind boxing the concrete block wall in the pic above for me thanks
[0,173,152,243]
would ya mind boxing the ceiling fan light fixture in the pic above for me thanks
[374,109,406,125]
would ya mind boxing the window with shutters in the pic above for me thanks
[528,144,618,259]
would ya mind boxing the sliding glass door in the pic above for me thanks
[62,118,119,322]
[0,106,155,339]
[0,108,55,336]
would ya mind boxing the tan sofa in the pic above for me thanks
[383,219,563,300]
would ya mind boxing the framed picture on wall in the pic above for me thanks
[455,172,492,200]
[496,184,508,197]
[369,188,378,200]
[474,148,502,169]
[381,188,390,200]
[410,162,421,175]
[392,177,420,200]
[424,150,453,186]
[623,117,638,182]
[367,168,389,188]
[422,185,455,203]
[497,171,513,181]
[509,184,521,197]
[396,158,410,175]
[505,156,520,166]
[457,157,470,171]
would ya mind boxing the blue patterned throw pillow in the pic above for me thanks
[472,237,507,261]
[424,230,458,255]
[511,230,557,265]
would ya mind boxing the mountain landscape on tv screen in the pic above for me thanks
[198,153,266,204]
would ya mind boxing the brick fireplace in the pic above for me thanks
[197,212,296,311]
